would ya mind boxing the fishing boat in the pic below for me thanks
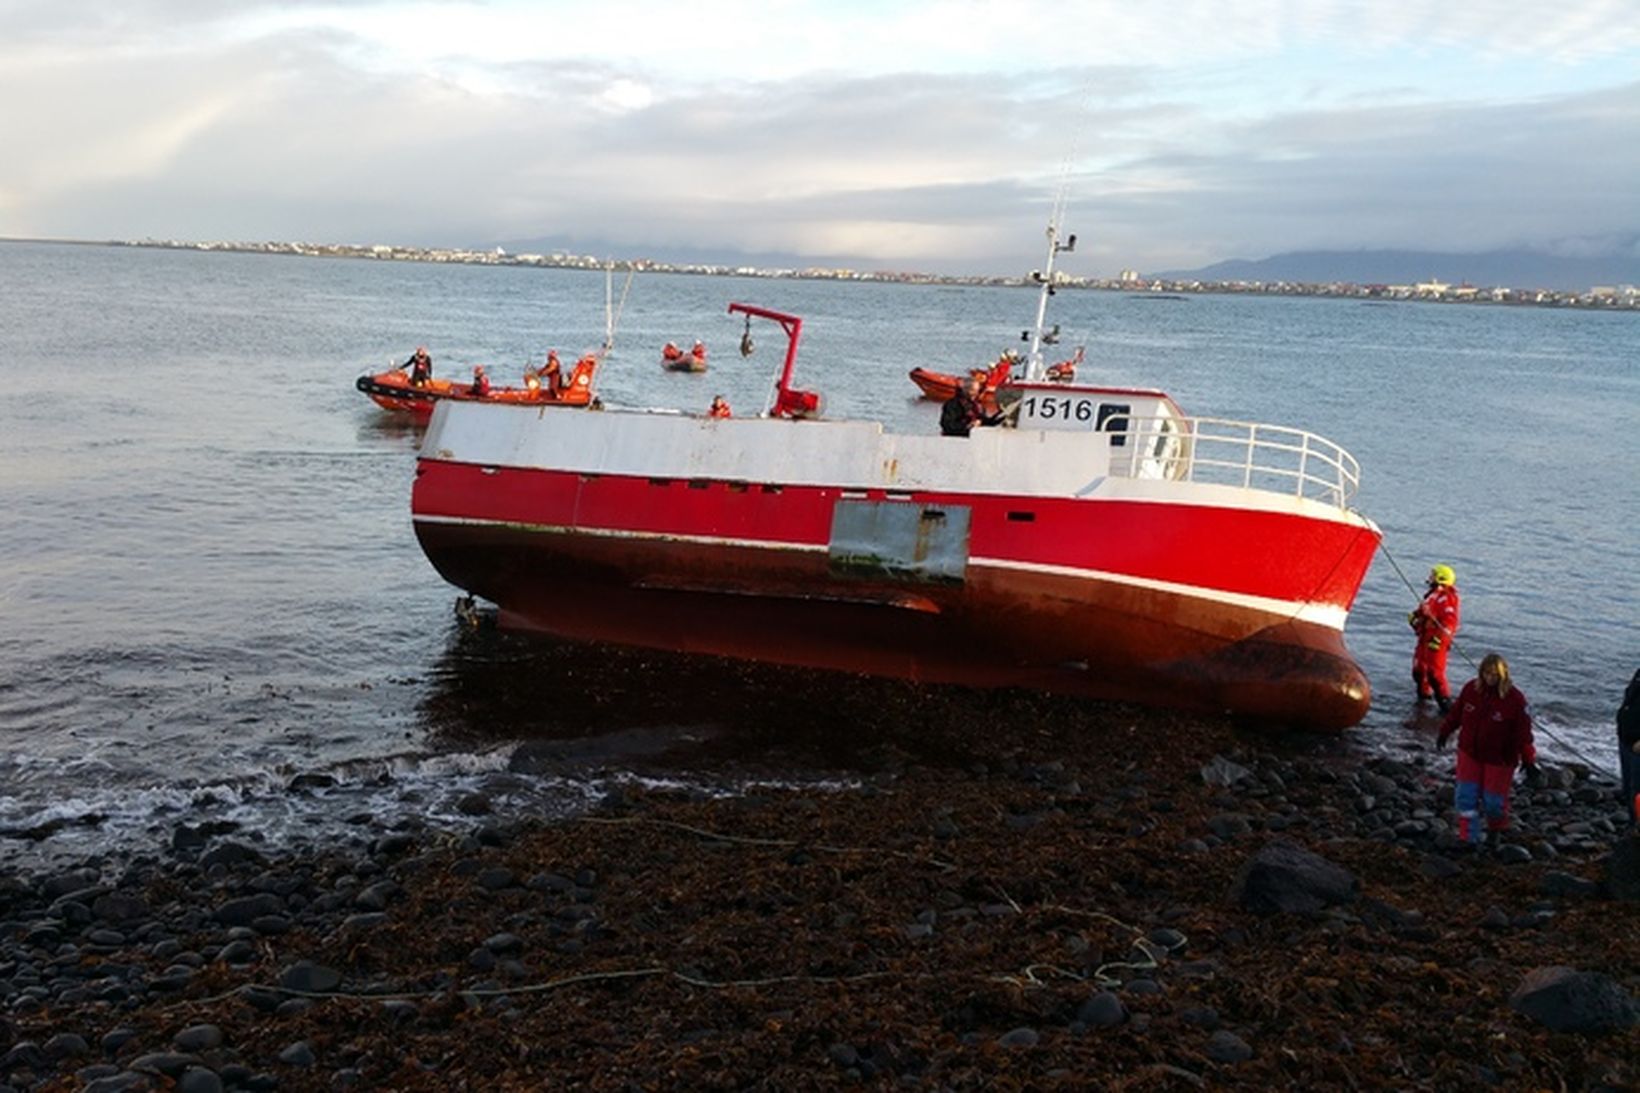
[356,358,599,418]
[408,226,1381,731]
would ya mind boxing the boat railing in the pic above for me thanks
[1105,415,1361,508]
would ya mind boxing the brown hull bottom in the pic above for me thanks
[415,524,1372,731]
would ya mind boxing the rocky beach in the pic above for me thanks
[3,677,1637,1092]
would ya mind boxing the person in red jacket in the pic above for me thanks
[1410,563,1461,711]
[468,365,490,397]
[1438,652,1540,847]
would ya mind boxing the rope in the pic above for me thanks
[1376,538,1606,770]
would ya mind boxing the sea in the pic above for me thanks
[2,240,1635,871]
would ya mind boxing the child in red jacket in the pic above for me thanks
[1439,652,1540,846]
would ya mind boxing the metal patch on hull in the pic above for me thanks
[827,500,970,584]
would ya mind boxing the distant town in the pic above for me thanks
[108,237,1640,310]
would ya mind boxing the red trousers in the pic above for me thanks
[1413,642,1451,701]
[1454,749,1514,843]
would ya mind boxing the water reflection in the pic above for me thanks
[355,414,427,446]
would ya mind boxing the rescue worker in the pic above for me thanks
[662,341,684,363]
[1437,652,1539,849]
[690,340,708,366]
[708,395,732,419]
[940,374,1003,437]
[541,350,563,396]
[404,346,433,386]
[1618,668,1640,824]
[1410,563,1461,711]
[469,365,490,397]
[986,349,1019,387]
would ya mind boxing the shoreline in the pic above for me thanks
[2,236,1635,310]
[2,699,1635,1090]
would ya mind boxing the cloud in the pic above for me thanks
[2,1,1639,273]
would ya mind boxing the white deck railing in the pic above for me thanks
[1105,415,1361,508]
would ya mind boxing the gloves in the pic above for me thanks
[1523,762,1542,786]
[1435,732,1450,751]
[1408,611,1419,628]
[1426,638,1442,651]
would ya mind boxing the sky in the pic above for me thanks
[2,0,1639,276]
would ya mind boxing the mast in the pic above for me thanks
[602,259,635,351]
[1023,216,1075,382]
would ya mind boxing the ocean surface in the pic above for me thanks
[2,241,1635,870]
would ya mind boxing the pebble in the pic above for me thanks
[1078,991,1126,1028]
[278,1041,316,1067]
[172,1025,223,1053]
[279,961,342,993]
[179,1068,224,1093]
[1205,1029,1254,1063]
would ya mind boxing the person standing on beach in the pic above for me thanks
[1410,564,1461,711]
[1438,652,1539,847]
[1618,668,1640,824]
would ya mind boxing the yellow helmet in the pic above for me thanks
[1429,564,1456,587]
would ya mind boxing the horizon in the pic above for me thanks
[5,232,1637,295]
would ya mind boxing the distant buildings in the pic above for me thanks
[109,237,1640,311]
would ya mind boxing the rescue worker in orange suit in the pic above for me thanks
[708,395,732,419]
[540,350,563,396]
[985,349,1019,388]
[1410,563,1461,712]
[469,365,490,397]
[404,346,433,386]
[1438,652,1539,848]
[662,341,684,363]
[940,374,1003,437]
[690,341,708,365]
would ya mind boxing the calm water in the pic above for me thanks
[1,241,1635,866]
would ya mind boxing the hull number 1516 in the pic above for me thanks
[1022,395,1096,423]
[1017,395,1131,442]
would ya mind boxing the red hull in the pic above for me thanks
[412,461,1379,730]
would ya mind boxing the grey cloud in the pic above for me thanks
[3,9,1637,277]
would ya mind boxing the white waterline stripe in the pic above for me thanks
[974,556,1350,631]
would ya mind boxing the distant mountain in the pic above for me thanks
[1153,244,1640,293]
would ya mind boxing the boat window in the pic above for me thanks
[761,484,783,494]
[688,479,711,490]
[1007,511,1036,523]
[727,482,749,493]
[921,509,946,522]
[1097,404,1131,447]
[649,477,672,487]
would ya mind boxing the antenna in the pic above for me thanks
[1023,91,1088,382]
[602,259,635,351]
